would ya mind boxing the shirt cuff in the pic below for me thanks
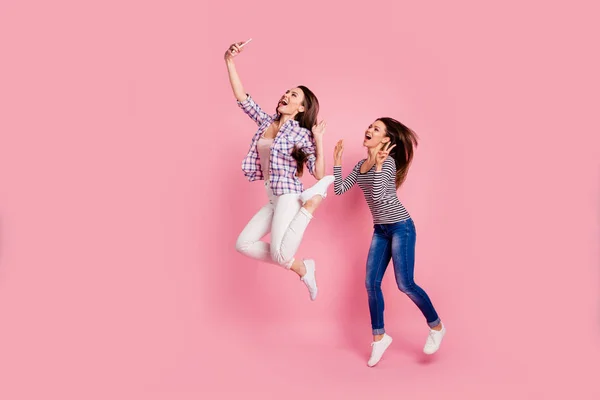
[236,93,251,106]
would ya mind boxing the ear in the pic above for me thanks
[298,105,305,113]
[382,137,391,143]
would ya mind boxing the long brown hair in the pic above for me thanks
[284,85,319,177]
[378,117,419,188]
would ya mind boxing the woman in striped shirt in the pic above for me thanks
[225,41,334,301]
[333,117,446,367]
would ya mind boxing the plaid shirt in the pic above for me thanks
[237,94,317,196]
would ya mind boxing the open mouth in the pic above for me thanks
[365,133,372,140]
[278,99,289,107]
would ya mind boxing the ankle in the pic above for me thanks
[303,195,323,211]
[290,261,306,277]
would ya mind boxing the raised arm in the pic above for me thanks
[372,157,396,201]
[372,142,397,201]
[224,41,269,126]
[307,121,327,180]
[224,42,247,102]
[332,140,358,195]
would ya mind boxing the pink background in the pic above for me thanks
[1,0,599,398]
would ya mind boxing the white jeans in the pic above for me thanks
[235,181,313,269]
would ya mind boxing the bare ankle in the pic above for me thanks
[303,195,323,214]
[290,260,306,277]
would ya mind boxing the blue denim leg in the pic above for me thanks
[365,226,392,335]
[390,219,441,328]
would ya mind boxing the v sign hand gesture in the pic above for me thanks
[375,142,396,171]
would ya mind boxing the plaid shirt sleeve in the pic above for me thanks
[237,94,270,127]
[295,128,317,177]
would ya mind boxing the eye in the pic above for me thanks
[375,127,379,131]
[292,93,297,97]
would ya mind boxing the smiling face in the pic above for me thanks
[363,120,390,149]
[276,87,306,117]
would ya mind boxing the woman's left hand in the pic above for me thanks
[375,142,396,170]
[311,120,326,140]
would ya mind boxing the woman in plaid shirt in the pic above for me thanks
[225,41,335,301]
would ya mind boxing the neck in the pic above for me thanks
[277,114,294,127]
[366,146,379,161]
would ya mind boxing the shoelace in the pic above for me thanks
[426,330,437,345]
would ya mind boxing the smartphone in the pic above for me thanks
[240,38,253,48]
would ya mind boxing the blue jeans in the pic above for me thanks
[365,219,441,335]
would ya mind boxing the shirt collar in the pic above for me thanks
[274,114,300,127]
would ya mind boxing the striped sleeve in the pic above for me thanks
[372,157,396,202]
[237,94,270,126]
[333,162,359,195]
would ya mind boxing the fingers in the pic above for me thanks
[378,142,396,158]
[312,120,327,133]
[317,121,327,129]
[334,139,343,157]
[383,142,396,151]
[228,43,242,56]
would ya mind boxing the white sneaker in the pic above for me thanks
[423,323,446,355]
[300,259,318,301]
[299,175,335,204]
[367,333,393,367]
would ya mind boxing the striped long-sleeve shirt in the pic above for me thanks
[333,157,410,224]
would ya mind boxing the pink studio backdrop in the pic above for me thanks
[1,0,599,399]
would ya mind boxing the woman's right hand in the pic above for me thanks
[334,139,344,166]
[224,42,244,61]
